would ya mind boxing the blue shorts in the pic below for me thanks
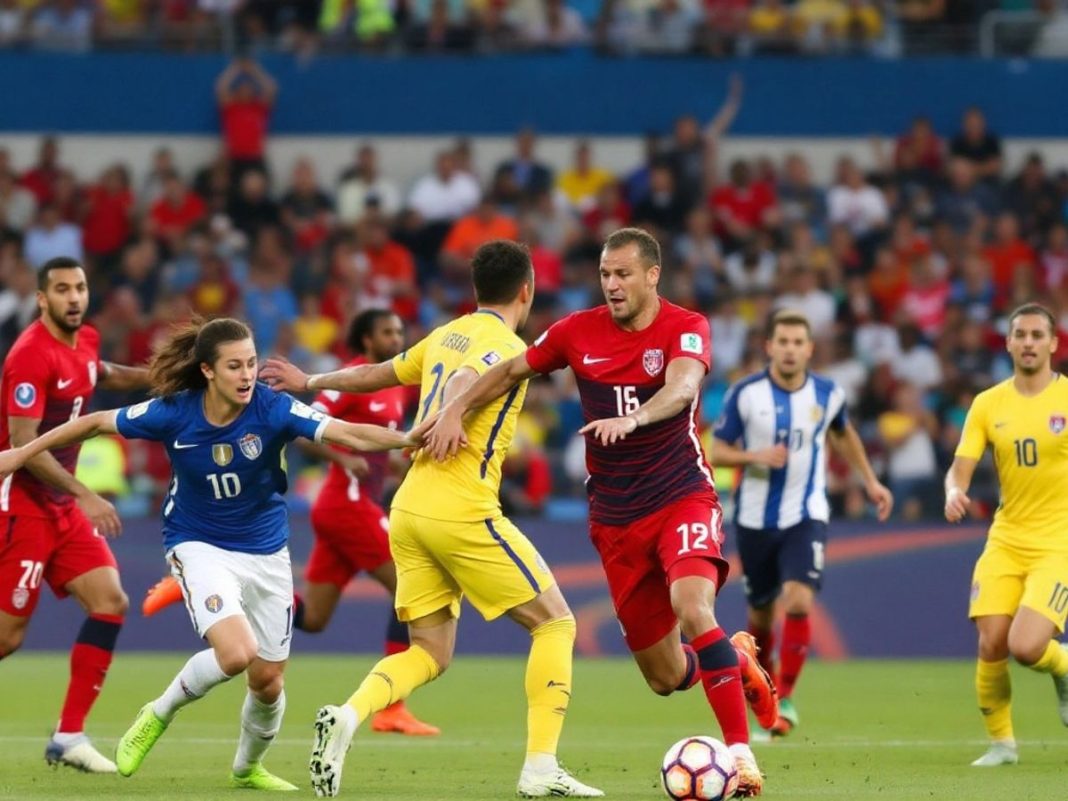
[735,519,828,607]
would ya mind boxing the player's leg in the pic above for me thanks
[1011,556,1068,724]
[0,515,50,660]
[296,508,360,633]
[736,524,781,682]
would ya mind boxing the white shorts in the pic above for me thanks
[167,541,294,663]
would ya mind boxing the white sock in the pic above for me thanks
[50,731,84,747]
[153,649,232,723]
[729,743,755,762]
[523,752,559,774]
[233,690,285,775]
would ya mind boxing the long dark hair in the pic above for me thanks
[149,317,253,397]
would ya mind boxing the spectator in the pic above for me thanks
[827,157,889,241]
[0,0,25,45]
[518,0,589,47]
[1004,152,1060,239]
[81,164,135,269]
[746,0,795,54]
[140,147,178,212]
[774,266,836,337]
[637,0,700,53]
[1040,222,1068,290]
[675,206,723,304]
[408,149,481,224]
[243,260,298,354]
[624,131,661,207]
[292,294,340,360]
[580,182,629,241]
[936,157,1000,234]
[632,161,690,236]
[495,127,553,199]
[949,254,996,322]
[709,158,777,247]
[708,292,747,380]
[557,140,614,213]
[336,143,401,224]
[900,253,950,339]
[891,321,942,390]
[280,158,334,253]
[226,168,280,241]
[440,197,520,272]
[30,0,93,53]
[877,382,939,520]
[216,57,277,184]
[982,211,1036,299]
[777,152,827,233]
[893,115,943,186]
[723,233,777,294]
[19,136,63,206]
[0,259,37,358]
[188,252,240,317]
[24,202,83,268]
[359,216,419,320]
[114,237,161,313]
[0,167,37,233]
[149,171,207,250]
[949,106,1003,182]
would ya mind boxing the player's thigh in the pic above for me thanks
[969,543,1026,621]
[308,502,391,585]
[45,507,120,602]
[735,525,783,609]
[241,547,296,663]
[389,508,463,623]
[168,541,247,642]
[1019,552,1068,634]
[436,515,556,622]
[655,496,730,595]
[777,519,828,591]
[0,516,53,618]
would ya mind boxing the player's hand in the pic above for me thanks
[754,444,788,469]
[260,357,309,393]
[425,405,469,462]
[76,491,122,538]
[866,480,894,522]
[579,415,639,446]
[0,447,26,482]
[340,454,370,478]
[944,486,971,523]
[405,414,439,449]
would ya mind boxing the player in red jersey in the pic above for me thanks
[143,310,438,736]
[428,228,774,797]
[0,257,150,773]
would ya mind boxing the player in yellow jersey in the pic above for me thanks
[945,302,1068,767]
[260,241,602,799]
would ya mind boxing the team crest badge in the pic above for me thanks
[11,587,28,610]
[643,349,664,377]
[811,406,824,423]
[239,433,262,460]
[212,443,233,466]
[204,594,224,613]
[88,361,97,387]
[1051,415,1066,434]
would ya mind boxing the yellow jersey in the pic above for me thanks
[956,374,1068,554]
[390,310,528,522]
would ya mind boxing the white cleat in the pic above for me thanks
[729,744,764,797]
[517,767,604,798]
[970,740,1018,767]
[309,705,357,798]
[44,735,118,773]
[1053,645,1068,726]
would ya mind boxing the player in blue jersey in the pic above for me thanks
[712,309,892,735]
[0,317,428,790]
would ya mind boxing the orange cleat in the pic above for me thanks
[142,576,184,617]
[371,702,441,736]
[730,631,779,731]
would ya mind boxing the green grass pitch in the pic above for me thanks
[1,654,1066,800]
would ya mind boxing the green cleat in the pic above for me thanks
[231,763,299,791]
[115,702,168,777]
[770,697,799,737]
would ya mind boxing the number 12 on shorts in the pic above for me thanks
[676,512,721,556]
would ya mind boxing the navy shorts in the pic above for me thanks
[735,519,828,607]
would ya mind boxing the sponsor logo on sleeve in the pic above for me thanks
[204,594,224,613]
[481,351,501,366]
[289,399,326,422]
[126,400,153,419]
[13,383,36,409]
[680,333,703,355]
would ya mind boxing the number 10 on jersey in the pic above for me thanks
[207,472,242,499]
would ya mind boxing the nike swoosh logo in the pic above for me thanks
[369,402,387,412]
[173,441,198,449]
[57,378,73,389]
[582,355,610,365]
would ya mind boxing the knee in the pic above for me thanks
[1008,636,1047,667]
[299,612,327,633]
[410,637,451,675]
[0,627,26,658]
[248,669,285,701]
[780,585,813,616]
[978,632,1009,662]
[215,643,257,676]
[671,600,716,639]
[646,676,676,697]
[90,588,129,617]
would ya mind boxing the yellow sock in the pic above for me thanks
[1029,641,1068,677]
[346,644,441,724]
[525,615,576,758]
[976,658,1013,741]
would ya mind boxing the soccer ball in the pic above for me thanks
[660,736,738,801]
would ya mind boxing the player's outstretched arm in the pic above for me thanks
[427,355,536,461]
[321,418,429,454]
[828,422,894,521]
[260,357,401,395]
[296,438,370,477]
[711,437,788,468]
[944,456,978,523]
[99,361,151,392]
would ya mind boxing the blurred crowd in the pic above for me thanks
[0,62,1062,522]
[0,0,1059,57]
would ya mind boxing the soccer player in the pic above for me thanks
[142,309,439,736]
[712,309,892,736]
[945,302,1068,767]
[427,228,776,797]
[260,241,602,799]
[0,317,426,789]
[0,256,151,773]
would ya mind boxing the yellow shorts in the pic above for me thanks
[969,542,1068,632]
[388,508,556,623]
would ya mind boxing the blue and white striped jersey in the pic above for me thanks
[714,370,848,530]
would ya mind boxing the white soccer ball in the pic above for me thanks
[660,736,738,801]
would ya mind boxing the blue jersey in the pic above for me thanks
[714,370,847,530]
[116,383,331,554]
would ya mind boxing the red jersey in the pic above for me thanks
[0,320,102,517]
[221,100,271,159]
[526,300,715,526]
[311,356,407,510]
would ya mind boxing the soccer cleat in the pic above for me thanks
[231,763,299,791]
[731,749,764,797]
[310,705,357,798]
[371,701,441,736]
[1052,644,1068,726]
[970,740,1018,767]
[115,702,168,777]
[142,575,183,617]
[769,697,799,737]
[516,766,605,798]
[730,631,780,731]
[45,734,117,773]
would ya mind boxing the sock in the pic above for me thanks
[385,609,410,657]
[57,614,123,733]
[153,648,233,723]
[673,643,700,692]
[747,622,776,681]
[233,691,285,775]
[347,643,440,724]
[976,658,1013,741]
[293,593,306,632]
[1028,641,1068,677]
[524,615,575,764]
[779,613,811,699]
[691,627,749,746]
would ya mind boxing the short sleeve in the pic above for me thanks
[115,398,175,442]
[712,382,745,443]
[955,394,989,460]
[4,350,51,419]
[459,335,525,377]
[273,392,332,443]
[667,314,712,373]
[391,335,429,386]
[525,315,572,374]
[829,385,849,431]
[313,388,346,417]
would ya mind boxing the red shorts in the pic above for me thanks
[0,508,118,617]
[305,500,393,588]
[589,493,728,652]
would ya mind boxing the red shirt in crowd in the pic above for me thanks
[221,100,271,160]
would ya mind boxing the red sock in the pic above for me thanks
[748,622,776,682]
[58,614,123,733]
[385,608,409,656]
[779,613,811,699]
[691,627,749,745]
